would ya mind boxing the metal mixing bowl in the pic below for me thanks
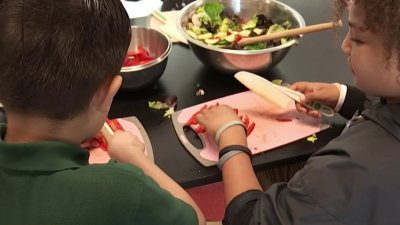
[120,26,172,90]
[177,0,305,74]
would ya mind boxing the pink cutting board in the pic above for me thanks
[88,116,154,164]
[172,91,329,167]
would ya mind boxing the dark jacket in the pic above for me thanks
[224,86,400,225]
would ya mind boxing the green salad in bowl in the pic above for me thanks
[184,2,292,50]
[177,0,305,73]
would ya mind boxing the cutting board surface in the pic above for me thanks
[172,91,328,166]
[89,116,154,164]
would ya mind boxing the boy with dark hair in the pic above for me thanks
[0,0,205,224]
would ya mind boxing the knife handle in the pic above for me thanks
[277,82,335,117]
[172,111,218,167]
[304,101,335,117]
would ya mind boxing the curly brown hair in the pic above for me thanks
[334,0,400,70]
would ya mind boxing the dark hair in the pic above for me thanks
[334,0,400,69]
[0,0,131,119]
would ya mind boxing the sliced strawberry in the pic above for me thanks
[185,116,198,126]
[242,115,249,127]
[106,118,124,132]
[196,125,206,133]
[247,122,255,136]
[185,105,208,126]
[123,46,154,67]
[94,133,108,151]
[200,127,206,133]
[276,118,293,122]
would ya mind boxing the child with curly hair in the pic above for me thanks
[195,0,400,224]
[0,0,205,224]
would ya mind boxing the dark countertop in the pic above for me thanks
[110,0,353,188]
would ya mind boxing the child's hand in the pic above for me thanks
[291,82,340,117]
[107,131,146,163]
[196,105,241,139]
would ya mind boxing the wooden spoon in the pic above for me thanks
[237,20,342,46]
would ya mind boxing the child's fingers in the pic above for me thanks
[291,82,314,93]
[294,102,308,113]
[306,108,321,118]
[295,102,321,118]
[303,92,329,104]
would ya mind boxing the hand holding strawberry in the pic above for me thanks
[186,103,255,137]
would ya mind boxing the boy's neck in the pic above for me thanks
[4,113,90,144]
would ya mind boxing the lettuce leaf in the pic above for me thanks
[244,42,266,50]
[204,3,224,27]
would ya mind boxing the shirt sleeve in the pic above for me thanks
[133,172,198,225]
[337,85,366,119]
[332,83,347,112]
[224,146,358,225]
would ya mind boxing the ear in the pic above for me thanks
[95,75,122,113]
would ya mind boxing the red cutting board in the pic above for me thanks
[172,91,329,167]
[89,116,154,164]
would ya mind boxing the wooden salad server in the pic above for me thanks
[237,20,342,46]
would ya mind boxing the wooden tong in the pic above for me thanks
[237,20,342,46]
[151,10,188,45]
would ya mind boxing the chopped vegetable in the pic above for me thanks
[242,115,249,126]
[307,134,318,143]
[185,103,256,137]
[247,122,255,135]
[106,118,124,132]
[185,104,208,126]
[123,46,154,67]
[242,16,258,30]
[163,107,175,118]
[243,42,266,50]
[149,96,178,119]
[266,21,291,45]
[204,3,224,27]
[148,96,177,110]
[89,118,125,151]
[271,79,283,86]
[184,4,292,50]
[276,118,293,122]
[148,101,168,110]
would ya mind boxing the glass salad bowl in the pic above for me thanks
[176,0,305,74]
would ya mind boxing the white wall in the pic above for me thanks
[121,0,163,19]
